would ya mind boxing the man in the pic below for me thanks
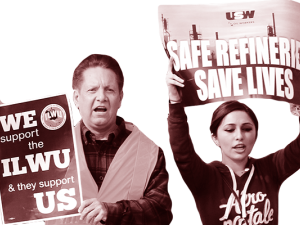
[47,54,172,225]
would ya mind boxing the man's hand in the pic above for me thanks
[78,198,108,225]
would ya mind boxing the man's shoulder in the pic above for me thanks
[125,122,157,145]
[124,121,134,131]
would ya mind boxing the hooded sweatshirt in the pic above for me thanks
[168,103,300,225]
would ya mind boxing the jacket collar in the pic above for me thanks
[80,116,126,146]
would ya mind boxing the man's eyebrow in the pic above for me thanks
[104,84,116,89]
[86,84,98,88]
[86,82,116,89]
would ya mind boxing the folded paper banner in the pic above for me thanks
[158,0,300,108]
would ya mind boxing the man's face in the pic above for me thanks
[73,66,123,134]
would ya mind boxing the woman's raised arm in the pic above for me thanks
[166,57,184,103]
[166,58,211,194]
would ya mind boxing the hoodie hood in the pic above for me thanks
[210,157,256,173]
[211,158,256,221]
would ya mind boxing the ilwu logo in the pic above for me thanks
[41,104,66,130]
[226,11,255,20]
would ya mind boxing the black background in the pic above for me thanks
[0,2,300,224]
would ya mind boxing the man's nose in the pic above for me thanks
[96,88,107,102]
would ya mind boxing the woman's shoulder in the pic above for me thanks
[250,152,290,184]
[249,154,274,169]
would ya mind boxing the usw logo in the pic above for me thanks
[226,11,255,20]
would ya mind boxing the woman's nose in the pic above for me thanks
[235,129,243,140]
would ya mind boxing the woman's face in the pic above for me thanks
[212,110,257,165]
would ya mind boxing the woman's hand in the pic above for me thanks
[166,57,184,103]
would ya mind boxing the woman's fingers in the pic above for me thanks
[166,56,184,102]
[168,77,184,87]
[167,56,175,73]
[166,73,184,87]
[166,57,184,87]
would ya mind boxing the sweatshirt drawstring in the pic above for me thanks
[222,164,255,219]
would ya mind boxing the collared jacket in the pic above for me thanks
[47,117,172,225]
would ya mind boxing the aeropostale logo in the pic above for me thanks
[226,11,255,20]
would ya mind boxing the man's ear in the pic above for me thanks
[118,90,123,109]
[211,134,220,147]
[73,90,80,110]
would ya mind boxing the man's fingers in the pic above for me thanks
[79,198,96,220]
[79,199,108,224]
[85,208,101,224]
[83,204,106,224]
[80,205,93,221]
[78,198,94,213]
[94,209,107,224]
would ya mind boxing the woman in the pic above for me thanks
[166,58,300,225]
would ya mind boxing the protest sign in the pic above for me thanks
[0,94,82,224]
[158,0,300,107]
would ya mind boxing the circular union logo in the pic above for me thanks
[41,104,66,130]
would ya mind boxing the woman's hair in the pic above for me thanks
[72,54,124,92]
[210,100,258,137]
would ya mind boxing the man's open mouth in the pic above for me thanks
[94,106,107,112]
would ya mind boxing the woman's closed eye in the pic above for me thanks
[225,129,234,132]
[243,128,253,132]
[225,127,252,133]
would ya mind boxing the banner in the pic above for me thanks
[0,94,82,224]
[158,0,300,107]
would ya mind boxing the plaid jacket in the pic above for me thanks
[81,117,172,225]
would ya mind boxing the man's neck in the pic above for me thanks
[89,123,118,140]
[92,124,118,140]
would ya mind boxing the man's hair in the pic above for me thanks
[210,100,259,138]
[72,54,124,92]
